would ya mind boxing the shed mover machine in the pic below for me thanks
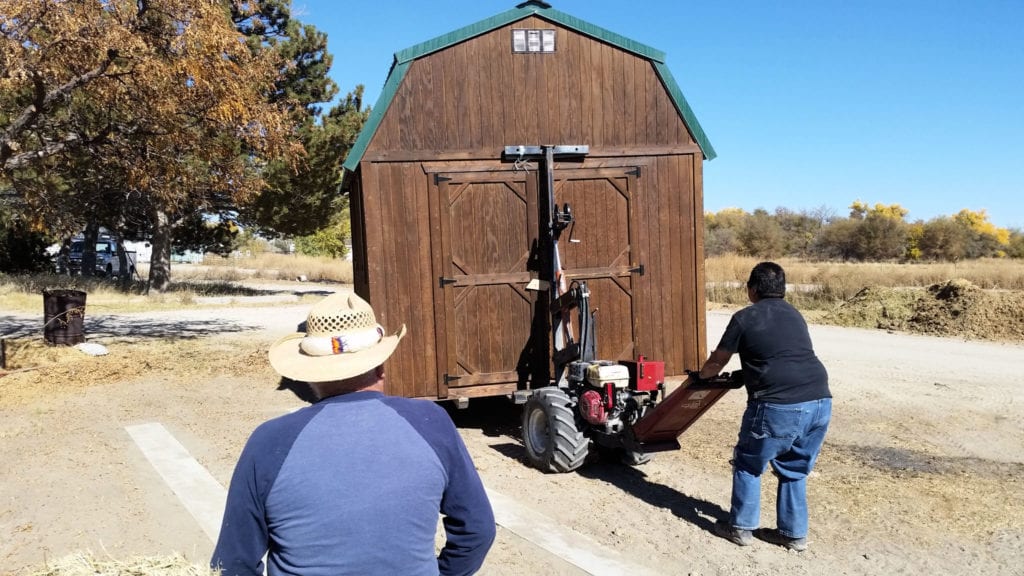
[341,2,733,473]
[511,146,741,473]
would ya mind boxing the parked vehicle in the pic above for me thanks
[59,235,136,278]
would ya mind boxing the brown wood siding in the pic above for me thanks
[625,155,704,375]
[366,163,440,399]
[693,154,708,363]
[366,17,695,157]
[358,153,702,397]
[350,16,709,399]
[349,173,369,298]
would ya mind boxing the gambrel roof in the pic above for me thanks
[343,0,715,173]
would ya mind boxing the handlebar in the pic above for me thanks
[685,369,745,389]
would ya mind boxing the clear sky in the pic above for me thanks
[293,0,1024,229]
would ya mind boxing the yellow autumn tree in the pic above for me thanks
[953,209,1011,258]
[1,0,298,291]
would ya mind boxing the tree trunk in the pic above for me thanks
[148,209,172,293]
[114,230,132,291]
[82,222,100,278]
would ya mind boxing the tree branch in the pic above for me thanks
[1,50,120,169]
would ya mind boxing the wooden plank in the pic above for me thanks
[396,64,418,151]
[562,266,634,280]
[632,167,652,360]
[606,45,619,147]
[360,163,385,305]
[651,157,672,369]
[644,62,658,147]
[439,177,458,397]
[451,370,523,387]
[466,39,482,149]
[428,167,448,399]
[407,56,437,150]
[693,154,708,364]
[349,175,369,297]
[589,38,604,146]
[535,29,551,142]
[364,144,701,163]
[578,33,593,149]
[621,50,636,146]
[411,163,436,397]
[491,26,510,147]
[565,27,582,144]
[676,154,702,373]
[666,156,685,374]
[437,382,518,399]
[383,165,412,393]
[510,28,525,144]
[625,171,641,359]
[448,272,534,286]
[450,44,468,149]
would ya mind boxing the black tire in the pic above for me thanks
[521,387,589,473]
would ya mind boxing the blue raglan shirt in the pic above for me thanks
[211,391,495,576]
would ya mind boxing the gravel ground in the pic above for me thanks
[2,283,1023,575]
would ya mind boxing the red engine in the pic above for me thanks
[579,389,607,424]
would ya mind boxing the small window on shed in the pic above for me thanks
[512,29,556,53]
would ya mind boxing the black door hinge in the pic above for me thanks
[630,264,645,276]
[439,276,457,287]
[444,373,462,384]
[627,166,641,177]
[435,174,452,184]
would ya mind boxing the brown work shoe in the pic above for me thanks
[714,520,753,546]
[759,528,808,551]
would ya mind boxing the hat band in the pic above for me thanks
[299,325,385,357]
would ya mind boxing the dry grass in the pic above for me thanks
[705,255,1024,311]
[0,334,274,408]
[195,252,353,283]
[0,252,351,314]
[0,276,271,315]
[20,552,219,576]
[706,254,1024,289]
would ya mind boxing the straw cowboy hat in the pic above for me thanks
[268,292,406,382]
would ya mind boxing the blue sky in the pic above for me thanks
[293,0,1024,229]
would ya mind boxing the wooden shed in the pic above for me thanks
[343,1,716,401]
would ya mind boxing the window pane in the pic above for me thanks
[542,30,555,52]
[512,30,526,52]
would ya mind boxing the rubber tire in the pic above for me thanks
[522,387,589,473]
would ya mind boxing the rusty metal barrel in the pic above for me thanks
[42,289,87,345]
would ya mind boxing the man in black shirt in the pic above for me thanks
[698,262,832,552]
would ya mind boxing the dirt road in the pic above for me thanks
[1,289,1022,575]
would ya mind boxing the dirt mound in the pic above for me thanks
[826,279,1024,342]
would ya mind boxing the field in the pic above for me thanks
[1,259,1023,575]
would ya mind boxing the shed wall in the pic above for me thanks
[354,15,708,400]
[366,16,696,158]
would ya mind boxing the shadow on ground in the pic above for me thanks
[1,313,259,340]
[444,394,727,532]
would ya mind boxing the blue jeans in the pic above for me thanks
[730,398,831,538]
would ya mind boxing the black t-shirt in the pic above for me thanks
[716,297,831,404]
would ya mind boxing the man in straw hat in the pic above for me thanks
[212,292,495,575]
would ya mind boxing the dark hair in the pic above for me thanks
[746,261,786,298]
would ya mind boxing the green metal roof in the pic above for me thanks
[342,2,715,174]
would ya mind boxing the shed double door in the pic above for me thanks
[432,165,641,398]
